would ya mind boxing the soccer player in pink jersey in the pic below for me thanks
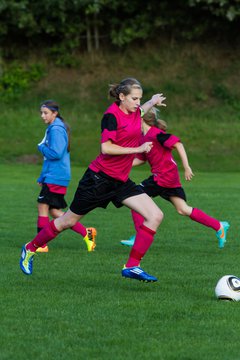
[20,78,166,282]
[120,107,230,248]
[35,100,96,253]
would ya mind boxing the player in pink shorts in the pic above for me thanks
[121,107,230,248]
[20,78,166,282]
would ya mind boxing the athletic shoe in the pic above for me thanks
[20,244,35,275]
[84,227,97,251]
[36,245,49,253]
[216,221,230,249]
[120,235,135,247]
[122,265,158,282]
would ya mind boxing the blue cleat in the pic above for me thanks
[216,221,230,249]
[20,244,35,275]
[120,235,135,247]
[122,266,158,282]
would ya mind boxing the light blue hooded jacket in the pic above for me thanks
[37,117,71,186]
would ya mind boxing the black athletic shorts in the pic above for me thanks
[139,175,187,202]
[37,183,68,209]
[70,168,144,215]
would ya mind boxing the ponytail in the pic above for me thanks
[108,78,142,102]
[58,115,71,152]
[143,107,167,131]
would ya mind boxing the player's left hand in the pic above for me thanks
[151,94,166,107]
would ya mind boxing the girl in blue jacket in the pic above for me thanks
[36,100,96,252]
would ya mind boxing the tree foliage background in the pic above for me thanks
[0,0,239,101]
[0,0,239,168]
[0,0,239,59]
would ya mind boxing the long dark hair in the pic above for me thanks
[40,100,71,152]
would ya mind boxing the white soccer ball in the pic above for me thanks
[215,275,240,301]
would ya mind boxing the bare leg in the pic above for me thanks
[170,196,229,248]
[54,209,83,231]
[50,208,96,251]
[170,196,192,216]
[170,196,221,230]
[38,203,50,217]
[122,193,163,231]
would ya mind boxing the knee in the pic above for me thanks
[63,218,77,229]
[50,209,58,218]
[176,207,190,216]
[50,209,63,219]
[55,214,77,231]
[176,208,186,216]
[154,209,164,226]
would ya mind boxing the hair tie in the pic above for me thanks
[41,104,59,111]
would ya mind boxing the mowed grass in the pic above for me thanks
[1,164,240,360]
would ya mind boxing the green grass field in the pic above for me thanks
[1,164,240,360]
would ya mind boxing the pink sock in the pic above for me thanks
[131,210,144,231]
[190,208,220,231]
[126,224,156,268]
[26,220,60,251]
[37,216,49,233]
[71,222,87,237]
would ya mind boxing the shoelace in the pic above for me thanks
[87,229,93,241]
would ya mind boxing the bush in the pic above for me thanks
[0,62,46,101]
